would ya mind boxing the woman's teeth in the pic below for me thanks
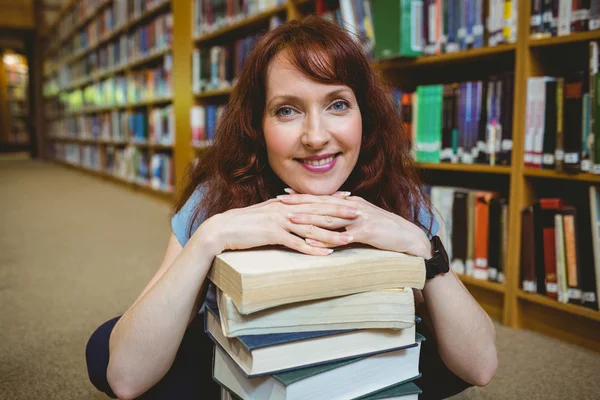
[302,155,336,166]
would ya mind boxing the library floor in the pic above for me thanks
[1,156,600,400]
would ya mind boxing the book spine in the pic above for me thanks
[557,0,571,35]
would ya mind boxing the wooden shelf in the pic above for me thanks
[194,88,233,99]
[517,290,600,322]
[375,44,516,70]
[524,168,600,183]
[459,274,506,294]
[59,47,172,92]
[194,5,287,45]
[417,162,512,174]
[53,159,173,201]
[529,30,600,48]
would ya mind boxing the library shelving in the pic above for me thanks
[42,0,600,353]
[1,51,30,149]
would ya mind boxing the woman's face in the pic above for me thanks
[262,52,362,195]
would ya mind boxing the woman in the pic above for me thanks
[86,16,497,400]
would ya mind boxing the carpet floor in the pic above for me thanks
[1,158,599,400]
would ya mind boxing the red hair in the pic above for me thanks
[175,16,433,238]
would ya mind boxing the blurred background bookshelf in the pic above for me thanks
[0,0,598,354]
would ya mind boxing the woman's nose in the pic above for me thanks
[301,113,331,149]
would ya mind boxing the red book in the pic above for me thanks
[539,198,565,299]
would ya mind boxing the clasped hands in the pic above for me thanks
[277,189,432,259]
[201,186,432,259]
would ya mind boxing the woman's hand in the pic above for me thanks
[277,193,432,259]
[193,197,362,257]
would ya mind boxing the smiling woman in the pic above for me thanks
[85,15,497,400]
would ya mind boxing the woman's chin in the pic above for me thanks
[292,182,345,196]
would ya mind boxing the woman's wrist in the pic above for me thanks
[190,214,225,258]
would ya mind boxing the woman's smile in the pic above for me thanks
[294,152,341,173]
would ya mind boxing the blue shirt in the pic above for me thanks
[171,187,439,247]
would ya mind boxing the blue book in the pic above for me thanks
[204,299,421,378]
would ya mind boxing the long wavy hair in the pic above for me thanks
[175,16,433,238]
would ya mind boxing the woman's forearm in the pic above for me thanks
[421,269,498,386]
[107,228,220,400]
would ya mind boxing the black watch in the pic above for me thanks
[425,235,450,279]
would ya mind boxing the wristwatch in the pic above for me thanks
[425,235,450,279]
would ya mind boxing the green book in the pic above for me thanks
[355,381,422,400]
[212,333,424,400]
[373,0,423,59]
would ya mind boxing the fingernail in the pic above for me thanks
[284,188,293,194]
[323,249,334,255]
[350,208,362,216]
[306,238,320,245]
[342,234,353,243]
[277,195,287,200]
[341,191,351,197]
[287,213,295,219]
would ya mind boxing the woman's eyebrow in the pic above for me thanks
[266,88,353,108]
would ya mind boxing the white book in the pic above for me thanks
[589,186,600,305]
[208,245,425,314]
[213,343,421,400]
[558,0,572,36]
[206,307,417,377]
[217,287,415,338]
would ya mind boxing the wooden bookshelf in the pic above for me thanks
[517,291,600,323]
[43,0,600,354]
[524,168,600,183]
[376,44,517,70]
[529,29,600,47]
[193,5,288,44]
[417,163,512,174]
[53,159,173,201]
[459,274,506,294]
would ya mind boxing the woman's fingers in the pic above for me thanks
[279,232,333,256]
[278,193,353,206]
[286,203,361,219]
[288,212,353,230]
[287,221,353,246]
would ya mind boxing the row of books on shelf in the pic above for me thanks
[399,72,514,166]
[53,0,170,59]
[192,27,281,94]
[192,0,285,38]
[4,53,30,145]
[523,41,600,173]
[371,0,517,60]
[530,0,600,39]
[203,234,429,399]
[51,142,174,192]
[191,105,225,142]
[520,188,600,311]
[48,105,174,145]
[54,61,172,111]
[49,12,172,91]
[53,0,107,46]
[426,186,508,284]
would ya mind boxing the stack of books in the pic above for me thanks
[204,244,429,399]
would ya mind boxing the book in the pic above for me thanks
[217,287,415,337]
[220,381,422,400]
[205,301,418,377]
[212,340,422,400]
[208,245,425,314]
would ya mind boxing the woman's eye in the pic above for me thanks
[276,107,296,117]
[330,100,349,111]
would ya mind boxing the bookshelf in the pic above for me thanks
[42,0,600,353]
